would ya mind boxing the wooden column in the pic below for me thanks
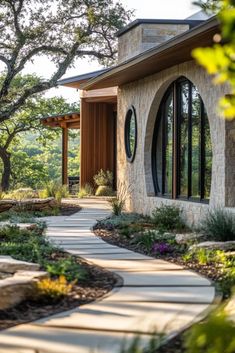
[62,126,68,185]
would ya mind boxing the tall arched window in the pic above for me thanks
[152,77,212,202]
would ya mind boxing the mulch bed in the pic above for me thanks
[59,201,82,216]
[94,226,225,289]
[0,256,119,331]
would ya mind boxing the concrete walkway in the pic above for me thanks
[0,199,217,353]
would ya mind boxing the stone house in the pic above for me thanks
[43,15,235,226]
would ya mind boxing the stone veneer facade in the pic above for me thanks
[117,60,235,226]
[118,23,189,63]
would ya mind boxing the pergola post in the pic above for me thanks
[62,126,68,185]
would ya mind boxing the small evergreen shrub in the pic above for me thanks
[35,276,72,302]
[95,185,114,196]
[200,208,235,241]
[93,169,113,187]
[78,183,94,198]
[151,204,185,231]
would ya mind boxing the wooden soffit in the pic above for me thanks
[81,17,220,91]
[41,112,80,129]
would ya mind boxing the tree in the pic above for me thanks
[0,74,79,190]
[193,0,222,13]
[0,0,132,123]
[192,0,235,119]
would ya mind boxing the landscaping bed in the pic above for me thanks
[0,224,118,331]
[94,207,235,300]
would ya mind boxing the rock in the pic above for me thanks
[0,277,35,310]
[190,241,235,251]
[175,233,205,245]
[0,256,40,273]
[13,197,57,212]
[14,270,48,280]
[0,199,17,213]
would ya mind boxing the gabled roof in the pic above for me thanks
[81,16,219,91]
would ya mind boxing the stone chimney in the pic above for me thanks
[117,19,203,63]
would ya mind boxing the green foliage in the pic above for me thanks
[46,258,87,282]
[192,0,235,119]
[200,208,235,241]
[120,333,163,353]
[93,169,113,186]
[151,204,185,232]
[6,188,38,200]
[40,181,69,203]
[109,196,125,216]
[36,276,73,302]
[184,310,235,353]
[78,183,94,198]
[95,185,114,196]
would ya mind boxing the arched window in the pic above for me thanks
[152,77,212,202]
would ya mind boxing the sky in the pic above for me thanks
[8,0,200,103]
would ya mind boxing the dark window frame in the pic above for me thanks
[152,77,212,204]
[124,105,137,163]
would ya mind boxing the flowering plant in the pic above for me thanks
[152,242,173,255]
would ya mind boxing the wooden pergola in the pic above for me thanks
[41,112,80,185]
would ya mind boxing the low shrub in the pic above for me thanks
[152,242,173,255]
[200,208,235,241]
[6,188,38,200]
[95,185,114,196]
[35,276,72,302]
[46,258,87,282]
[151,204,185,232]
[39,181,69,203]
[93,169,113,187]
[78,183,94,198]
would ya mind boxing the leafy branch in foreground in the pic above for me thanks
[192,0,235,119]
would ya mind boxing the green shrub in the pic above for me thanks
[184,310,235,353]
[109,196,125,216]
[46,258,87,282]
[93,169,113,187]
[200,208,235,241]
[78,183,94,198]
[35,276,72,302]
[151,204,185,232]
[39,181,69,201]
[95,185,114,196]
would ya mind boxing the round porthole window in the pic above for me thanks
[124,105,137,163]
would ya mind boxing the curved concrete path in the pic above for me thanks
[0,199,217,353]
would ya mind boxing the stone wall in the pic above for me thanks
[117,60,234,226]
[118,23,189,63]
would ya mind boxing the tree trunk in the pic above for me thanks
[0,148,11,191]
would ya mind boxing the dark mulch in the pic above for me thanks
[94,227,225,286]
[0,257,120,331]
[59,201,82,216]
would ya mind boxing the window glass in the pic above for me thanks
[191,85,201,198]
[204,110,212,199]
[179,82,189,197]
[164,92,173,195]
[152,77,212,202]
[125,107,137,162]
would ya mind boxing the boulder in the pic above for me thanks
[0,199,17,213]
[175,233,205,245]
[0,256,40,273]
[13,197,57,212]
[0,277,35,310]
[190,241,235,251]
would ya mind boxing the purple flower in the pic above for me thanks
[152,242,173,254]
